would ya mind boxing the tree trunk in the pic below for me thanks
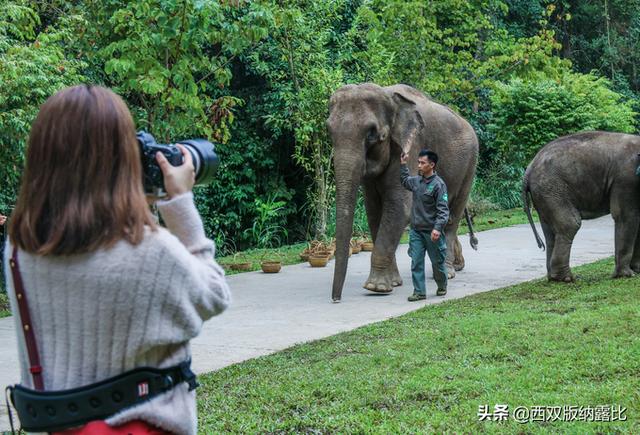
[313,140,327,240]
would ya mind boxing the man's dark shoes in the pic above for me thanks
[408,292,426,302]
[436,288,447,296]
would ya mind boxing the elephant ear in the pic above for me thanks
[391,92,425,154]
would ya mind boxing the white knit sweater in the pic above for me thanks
[3,192,231,434]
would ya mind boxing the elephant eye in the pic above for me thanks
[366,127,379,144]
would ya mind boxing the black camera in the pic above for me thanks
[136,131,220,196]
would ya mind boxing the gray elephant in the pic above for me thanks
[523,131,640,281]
[327,83,479,302]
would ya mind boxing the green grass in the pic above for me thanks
[462,207,537,234]
[397,207,533,244]
[217,243,309,275]
[197,257,639,433]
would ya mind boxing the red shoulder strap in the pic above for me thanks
[9,247,44,390]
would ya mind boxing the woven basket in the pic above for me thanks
[361,241,374,251]
[308,255,330,267]
[230,262,252,271]
[260,261,282,273]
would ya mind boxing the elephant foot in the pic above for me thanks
[632,263,640,274]
[363,282,393,293]
[548,273,575,283]
[391,270,403,287]
[613,267,636,278]
[453,238,464,271]
[445,259,457,279]
[363,269,394,293]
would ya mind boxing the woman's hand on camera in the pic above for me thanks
[156,144,195,199]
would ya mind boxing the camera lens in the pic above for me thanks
[178,139,220,186]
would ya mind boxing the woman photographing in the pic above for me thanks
[4,85,231,434]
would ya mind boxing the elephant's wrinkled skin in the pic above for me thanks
[523,131,640,281]
[327,83,478,301]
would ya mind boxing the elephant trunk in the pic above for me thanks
[331,158,362,302]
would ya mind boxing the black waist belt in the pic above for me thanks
[8,359,198,432]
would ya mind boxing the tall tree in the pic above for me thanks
[0,1,85,211]
[245,0,348,240]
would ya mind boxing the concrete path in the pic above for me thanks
[0,216,616,430]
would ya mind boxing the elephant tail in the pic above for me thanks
[464,208,478,251]
[522,171,545,250]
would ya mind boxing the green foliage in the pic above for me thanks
[343,0,569,110]
[326,189,369,240]
[82,0,272,141]
[3,0,640,252]
[245,0,348,240]
[503,1,640,124]
[550,1,640,91]
[491,73,636,167]
[0,290,9,317]
[0,1,86,212]
[0,1,38,41]
[192,123,296,255]
[244,194,288,249]
[216,242,308,276]
[500,0,546,38]
[345,0,503,102]
[482,72,636,208]
[472,168,524,210]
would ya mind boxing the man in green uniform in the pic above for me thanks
[400,149,449,301]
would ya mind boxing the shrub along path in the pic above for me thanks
[0,216,617,430]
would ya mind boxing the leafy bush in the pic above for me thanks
[0,2,86,212]
[193,124,296,255]
[244,194,288,249]
[325,189,369,241]
[481,72,637,208]
[467,180,501,217]
[490,72,636,168]
[4,0,640,252]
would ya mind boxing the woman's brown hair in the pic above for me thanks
[9,85,157,255]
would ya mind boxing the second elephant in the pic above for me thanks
[523,131,640,281]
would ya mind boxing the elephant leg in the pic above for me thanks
[363,185,409,293]
[547,211,580,282]
[632,222,640,273]
[390,255,402,287]
[611,211,639,278]
[453,237,464,271]
[365,233,404,292]
[549,235,577,282]
[449,216,464,272]
[540,220,556,279]
[363,181,382,242]
[442,219,462,278]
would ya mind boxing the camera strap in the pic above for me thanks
[6,247,199,432]
[9,247,44,390]
[9,361,198,432]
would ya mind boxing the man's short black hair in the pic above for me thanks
[418,149,438,166]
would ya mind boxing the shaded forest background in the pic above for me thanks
[1,0,639,254]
